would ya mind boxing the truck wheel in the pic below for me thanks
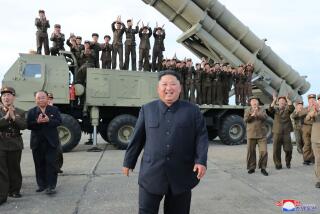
[58,114,81,152]
[107,114,137,150]
[218,115,245,145]
[265,117,273,144]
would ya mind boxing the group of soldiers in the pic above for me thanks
[35,10,166,83]
[245,93,320,188]
[159,57,253,106]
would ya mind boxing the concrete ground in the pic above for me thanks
[0,131,319,214]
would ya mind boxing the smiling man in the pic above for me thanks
[0,87,27,205]
[123,70,209,214]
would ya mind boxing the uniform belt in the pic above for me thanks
[303,123,312,126]
[0,132,20,138]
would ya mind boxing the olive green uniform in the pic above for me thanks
[291,110,305,154]
[269,104,294,168]
[35,17,50,55]
[244,107,268,170]
[311,112,320,184]
[0,106,27,202]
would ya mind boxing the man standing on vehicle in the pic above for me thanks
[111,16,126,69]
[35,9,50,55]
[123,70,208,213]
[0,87,27,205]
[244,96,269,176]
[269,94,294,169]
[124,19,139,70]
[50,24,65,56]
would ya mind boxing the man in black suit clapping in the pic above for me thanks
[27,91,62,195]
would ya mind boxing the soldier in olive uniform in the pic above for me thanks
[50,24,65,56]
[124,19,139,70]
[0,87,27,205]
[138,25,152,71]
[111,17,126,69]
[215,64,223,105]
[291,100,305,154]
[244,63,254,105]
[300,94,317,165]
[193,63,202,104]
[311,95,320,188]
[244,96,269,176]
[35,10,50,55]
[90,33,101,68]
[201,63,212,104]
[269,95,294,169]
[100,35,112,69]
[76,41,96,84]
[185,59,194,101]
[152,25,166,72]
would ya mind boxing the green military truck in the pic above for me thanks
[2,0,310,152]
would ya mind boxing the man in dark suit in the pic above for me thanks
[27,91,62,195]
[123,70,208,214]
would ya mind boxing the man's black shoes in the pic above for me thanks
[315,182,320,188]
[286,163,291,169]
[303,161,311,165]
[36,187,46,192]
[45,188,56,195]
[261,169,269,176]
[248,169,255,174]
[275,165,282,170]
[8,193,22,198]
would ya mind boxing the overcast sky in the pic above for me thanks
[0,0,319,98]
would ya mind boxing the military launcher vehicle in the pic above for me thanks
[2,0,310,152]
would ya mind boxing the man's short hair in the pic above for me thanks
[158,70,181,83]
[104,35,111,40]
[34,90,48,97]
[92,33,99,37]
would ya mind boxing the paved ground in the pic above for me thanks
[0,131,319,214]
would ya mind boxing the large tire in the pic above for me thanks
[218,115,246,145]
[107,114,137,150]
[58,114,81,152]
[265,116,273,144]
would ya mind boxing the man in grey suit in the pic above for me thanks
[123,70,208,214]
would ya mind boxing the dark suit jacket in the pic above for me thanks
[27,105,62,150]
[139,27,152,50]
[123,100,208,195]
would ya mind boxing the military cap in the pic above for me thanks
[1,86,15,96]
[91,33,99,37]
[84,40,90,44]
[248,95,260,102]
[307,94,316,99]
[295,100,303,105]
[104,35,111,40]
[54,24,61,28]
[76,36,82,40]
[38,9,45,13]
[47,93,54,99]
